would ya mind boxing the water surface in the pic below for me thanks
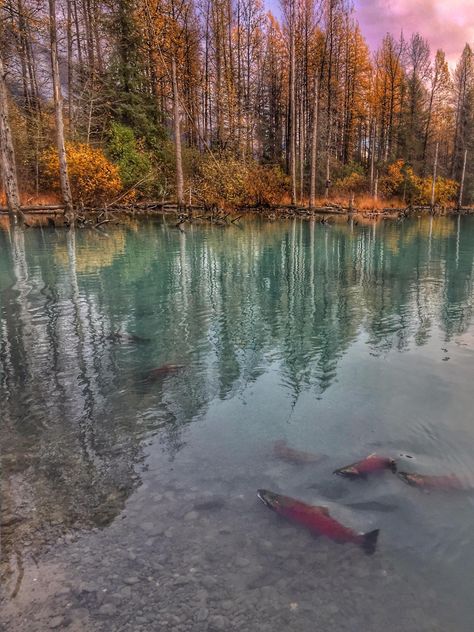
[1,215,474,631]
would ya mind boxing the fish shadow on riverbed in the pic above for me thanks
[107,331,151,345]
[135,363,187,390]
[272,439,327,465]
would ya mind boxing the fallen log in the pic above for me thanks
[0,204,66,213]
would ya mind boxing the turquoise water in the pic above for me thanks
[1,215,473,631]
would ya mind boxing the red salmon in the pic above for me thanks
[144,364,185,381]
[257,489,379,555]
[398,472,465,491]
[273,440,324,464]
[334,453,396,479]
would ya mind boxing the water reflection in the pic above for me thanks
[1,216,473,601]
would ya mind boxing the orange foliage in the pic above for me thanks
[41,143,122,206]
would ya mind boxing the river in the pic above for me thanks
[1,215,473,631]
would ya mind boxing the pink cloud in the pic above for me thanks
[355,0,474,65]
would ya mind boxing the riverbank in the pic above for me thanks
[1,200,473,229]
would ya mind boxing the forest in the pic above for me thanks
[0,0,473,223]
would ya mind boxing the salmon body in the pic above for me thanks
[107,332,150,344]
[334,453,396,479]
[273,440,323,464]
[398,472,465,491]
[145,364,185,381]
[257,489,379,555]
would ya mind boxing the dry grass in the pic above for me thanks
[1,190,60,207]
[20,192,60,206]
[276,192,407,211]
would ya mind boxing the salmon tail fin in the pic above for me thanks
[389,459,397,473]
[361,529,379,555]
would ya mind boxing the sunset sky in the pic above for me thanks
[355,0,473,64]
[268,0,474,65]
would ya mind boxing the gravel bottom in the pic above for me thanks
[1,480,458,632]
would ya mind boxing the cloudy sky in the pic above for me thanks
[268,0,473,65]
[355,0,473,64]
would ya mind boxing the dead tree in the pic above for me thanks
[48,0,74,224]
[0,51,25,224]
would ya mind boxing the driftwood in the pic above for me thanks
[1,200,473,220]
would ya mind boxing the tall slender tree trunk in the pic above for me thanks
[430,142,439,209]
[0,52,25,224]
[171,55,184,208]
[49,0,74,223]
[325,112,332,199]
[370,119,375,195]
[66,0,74,135]
[299,98,304,203]
[289,6,297,206]
[458,149,467,209]
[309,78,319,208]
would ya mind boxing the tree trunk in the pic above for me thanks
[430,142,439,209]
[171,55,184,208]
[289,5,297,205]
[0,51,25,224]
[66,0,74,135]
[49,0,74,223]
[325,112,332,199]
[458,149,467,209]
[309,78,319,208]
[370,119,375,195]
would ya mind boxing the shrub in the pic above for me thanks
[334,171,367,194]
[379,160,458,205]
[196,156,250,208]
[42,143,122,206]
[195,156,289,208]
[247,164,290,206]
[412,175,458,206]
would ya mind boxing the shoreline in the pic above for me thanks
[1,202,473,228]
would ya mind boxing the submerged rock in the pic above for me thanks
[49,616,65,629]
[195,607,209,622]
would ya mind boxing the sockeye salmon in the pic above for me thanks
[108,332,150,344]
[144,364,185,381]
[273,440,323,464]
[334,453,397,479]
[398,472,466,491]
[257,489,379,555]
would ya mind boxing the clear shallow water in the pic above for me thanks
[1,215,474,631]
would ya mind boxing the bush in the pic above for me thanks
[413,175,458,206]
[196,156,250,208]
[42,143,122,206]
[379,160,457,205]
[334,171,367,194]
[195,156,289,208]
[247,164,290,206]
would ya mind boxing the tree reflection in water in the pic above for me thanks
[0,215,473,592]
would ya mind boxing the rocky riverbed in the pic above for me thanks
[1,474,458,632]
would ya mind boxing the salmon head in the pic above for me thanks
[257,489,302,512]
[397,472,422,487]
[334,464,360,478]
[257,489,284,511]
